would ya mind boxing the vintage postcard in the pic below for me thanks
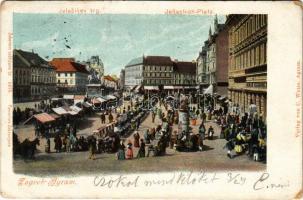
[0,1,302,199]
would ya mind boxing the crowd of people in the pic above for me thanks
[14,91,267,165]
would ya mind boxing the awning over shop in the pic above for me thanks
[203,84,213,95]
[83,102,92,108]
[51,98,62,101]
[135,85,143,92]
[70,105,82,113]
[130,85,137,91]
[34,113,56,123]
[91,99,101,104]
[96,97,107,103]
[74,95,85,104]
[49,113,60,119]
[63,94,74,99]
[183,86,197,89]
[52,107,69,115]
[144,86,159,90]
[219,96,227,101]
[164,86,174,90]
[173,86,184,90]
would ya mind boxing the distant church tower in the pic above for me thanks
[214,14,218,33]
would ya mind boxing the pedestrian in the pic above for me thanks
[144,129,150,144]
[126,141,133,160]
[108,112,113,123]
[45,138,50,153]
[116,140,126,160]
[151,112,155,123]
[133,131,140,148]
[137,139,145,158]
[208,126,214,140]
[199,122,206,141]
[88,136,97,160]
[66,136,71,153]
[136,119,140,130]
[54,134,62,153]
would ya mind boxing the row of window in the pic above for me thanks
[58,72,74,77]
[15,69,30,77]
[231,15,267,47]
[57,79,87,85]
[144,65,172,72]
[14,77,30,85]
[31,75,56,83]
[143,72,171,77]
[231,42,267,70]
[143,79,196,85]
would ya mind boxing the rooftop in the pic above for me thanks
[49,58,89,74]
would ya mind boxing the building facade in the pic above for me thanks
[196,15,229,96]
[89,56,104,79]
[226,14,267,119]
[119,69,125,90]
[50,58,89,93]
[196,45,208,87]
[173,61,196,86]
[124,57,144,87]
[13,49,31,102]
[142,56,174,86]
[13,49,56,101]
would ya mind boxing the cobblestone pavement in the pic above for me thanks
[13,101,266,176]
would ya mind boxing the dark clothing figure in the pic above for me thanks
[108,113,113,123]
[137,140,145,158]
[208,126,214,140]
[133,132,140,148]
[101,113,106,124]
[151,112,156,123]
[54,135,62,153]
[45,138,50,153]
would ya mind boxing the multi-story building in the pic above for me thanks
[142,56,174,86]
[13,49,31,102]
[124,55,196,93]
[119,69,125,90]
[89,56,104,79]
[196,44,208,89]
[13,49,56,101]
[205,16,229,96]
[226,14,267,119]
[124,57,144,87]
[102,75,117,94]
[50,58,89,93]
[173,61,196,86]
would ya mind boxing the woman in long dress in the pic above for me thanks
[137,139,145,158]
[117,141,125,160]
[126,141,133,159]
[133,131,140,148]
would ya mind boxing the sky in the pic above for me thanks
[13,13,225,76]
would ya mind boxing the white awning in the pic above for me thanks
[203,84,213,94]
[63,95,74,99]
[219,96,227,100]
[70,105,82,113]
[83,102,92,108]
[51,98,62,101]
[105,95,117,100]
[144,86,159,90]
[164,86,174,90]
[96,97,107,103]
[52,107,69,115]
[184,86,196,89]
